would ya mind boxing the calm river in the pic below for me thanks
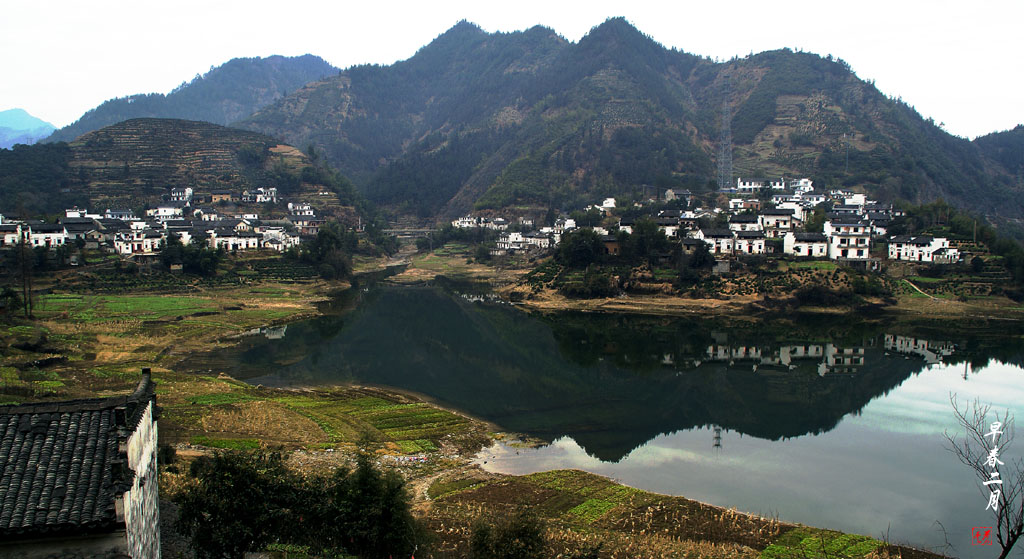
[182,284,1024,558]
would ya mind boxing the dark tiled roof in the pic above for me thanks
[28,224,65,234]
[701,229,733,238]
[828,218,869,226]
[0,375,154,539]
[736,230,765,239]
[794,233,827,242]
[729,214,759,223]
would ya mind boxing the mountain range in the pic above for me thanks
[9,18,1024,231]
[232,19,1023,226]
[0,109,55,149]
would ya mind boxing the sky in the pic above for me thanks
[2,0,1021,139]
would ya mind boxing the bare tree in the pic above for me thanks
[945,395,1024,559]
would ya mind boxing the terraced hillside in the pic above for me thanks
[69,118,276,208]
[0,118,366,219]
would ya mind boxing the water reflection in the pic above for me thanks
[182,286,1023,462]
[244,325,288,339]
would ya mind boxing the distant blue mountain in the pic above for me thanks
[0,109,56,148]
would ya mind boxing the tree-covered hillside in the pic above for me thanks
[237,18,1023,226]
[46,55,337,143]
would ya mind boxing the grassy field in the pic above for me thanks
[152,371,488,453]
[0,281,330,404]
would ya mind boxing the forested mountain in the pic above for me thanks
[46,55,337,143]
[0,109,55,149]
[975,125,1024,179]
[238,19,1024,226]
[0,119,364,220]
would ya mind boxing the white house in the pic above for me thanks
[824,218,871,260]
[496,232,525,251]
[114,229,164,255]
[798,192,826,205]
[887,236,958,263]
[241,187,278,204]
[783,232,828,258]
[728,214,761,232]
[554,218,576,234]
[759,209,796,237]
[844,193,868,208]
[734,230,766,254]
[287,202,315,216]
[170,187,193,202]
[776,202,810,223]
[452,216,479,229]
[524,232,553,249]
[106,208,137,221]
[791,178,814,192]
[729,198,761,211]
[65,206,100,219]
[146,205,184,222]
[0,224,22,247]
[211,229,260,251]
[27,224,68,248]
[736,177,785,193]
[697,229,735,255]
[655,217,681,238]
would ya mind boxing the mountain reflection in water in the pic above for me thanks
[181,286,1023,462]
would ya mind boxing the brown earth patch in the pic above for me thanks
[196,400,330,444]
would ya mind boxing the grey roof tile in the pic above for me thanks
[0,375,154,539]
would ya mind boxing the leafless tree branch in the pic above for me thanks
[944,394,1024,559]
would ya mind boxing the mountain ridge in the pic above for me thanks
[235,18,1023,227]
[45,55,337,143]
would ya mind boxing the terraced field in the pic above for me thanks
[424,468,917,559]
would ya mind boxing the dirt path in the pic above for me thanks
[409,470,446,515]
[902,279,938,300]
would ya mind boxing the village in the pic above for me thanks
[457,177,963,267]
[0,186,331,262]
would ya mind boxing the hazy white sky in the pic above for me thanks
[2,0,1020,139]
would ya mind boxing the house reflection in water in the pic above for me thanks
[884,334,955,364]
[245,325,288,339]
[695,334,955,377]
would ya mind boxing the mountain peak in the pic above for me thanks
[0,108,57,149]
[441,19,485,38]
[584,17,645,42]
[0,108,55,131]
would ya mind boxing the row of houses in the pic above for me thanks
[460,183,960,266]
[0,207,318,257]
[168,186,279,205]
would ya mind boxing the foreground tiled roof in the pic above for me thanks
[0,376,153,539]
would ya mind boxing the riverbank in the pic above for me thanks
[387,246,1024,322]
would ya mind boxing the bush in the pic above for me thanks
[471,511,546,559]
[177,451,426,559]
